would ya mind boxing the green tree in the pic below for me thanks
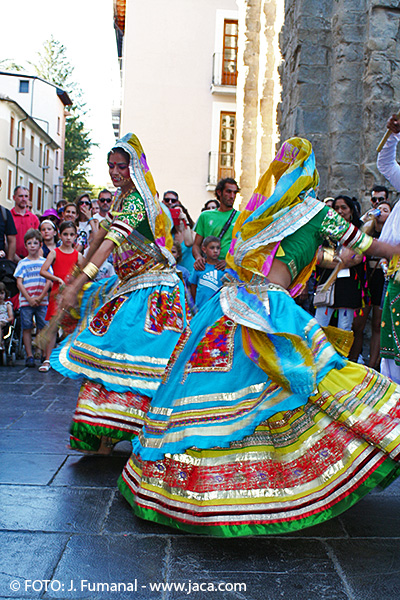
[63,114,95,202]
[0,59,25,72]
[30,36,74,88]
[30,36,95,201]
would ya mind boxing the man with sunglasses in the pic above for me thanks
[361,184,390,222]
[162,190,179,208]
[96,189,113,223]
[371,184,389,208]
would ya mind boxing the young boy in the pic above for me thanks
[189,236,225,308]
[14,229,51,367]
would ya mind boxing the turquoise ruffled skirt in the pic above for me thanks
[133,285,346,461]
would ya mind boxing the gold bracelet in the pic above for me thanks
[82,262,99,280]
[71,265,81,278]
[323,248,335,262]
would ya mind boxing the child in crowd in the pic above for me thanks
[39,221,84,372]
[0,282,14,350]
[39,219,58,258]
[189,236,225,308]
[171,241,191,288]
[14,229,52,368]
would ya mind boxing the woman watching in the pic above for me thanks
[201,199,220,212]
[315,195,366,331]
[172,202,195,272]
[349,200,392,366]
[61,203,79,224]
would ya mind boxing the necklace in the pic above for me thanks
[115,185,137,210]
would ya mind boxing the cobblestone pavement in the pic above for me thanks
[1,362,400,600]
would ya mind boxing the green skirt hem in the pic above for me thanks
[70,422,138,451]
[117,458,399,537]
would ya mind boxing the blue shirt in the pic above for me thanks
[190,263,224,307]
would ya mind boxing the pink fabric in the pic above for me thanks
[246,193,265,212]
[289,283,303,298]
[261,241,280,276]
[275,141,300,165]
[228,238,237,256]
[140,154,149,173]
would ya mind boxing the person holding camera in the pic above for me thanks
[163,190,195,271]
[75,192,99,253]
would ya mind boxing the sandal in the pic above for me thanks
[38,360,51,372]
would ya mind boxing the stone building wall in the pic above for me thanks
[278,0,400,206]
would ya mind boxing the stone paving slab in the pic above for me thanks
[0,409,27,429]
[0,383,50,396]
[4,410,72,433]
[1,394,56,411]
[44,535,168,600]
[0,485,115,533]
[328,538,400,600]
[0,427,73,455]
[339,494,400,537]
[0,453,67,485]
[31,383,81,399]
[0,532,69,599]
[103,490,184,536]
[166,536,349,600]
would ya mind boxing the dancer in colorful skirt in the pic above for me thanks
[51,134,188,453]
[119,137,400,536]
[377,114,400,383]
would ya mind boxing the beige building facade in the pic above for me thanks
[115,0,239,217]
[0,72,71,212]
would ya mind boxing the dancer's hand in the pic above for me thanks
[387,114,400,134]
[339,247,362,267]
[59,281,80,312]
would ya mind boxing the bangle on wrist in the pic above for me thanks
[82,262,99,280]
[71,265,81,278]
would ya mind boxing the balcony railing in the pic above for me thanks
[208,151,235,186]
[111,107,121,140]
[212,53,237,87]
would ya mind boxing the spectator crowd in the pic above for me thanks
[0,177,397,373]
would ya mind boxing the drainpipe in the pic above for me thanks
[42,142,50,210]
[15,116,29,184]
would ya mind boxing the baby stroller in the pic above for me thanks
[0,258,23,366]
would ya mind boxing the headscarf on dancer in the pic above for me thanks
[111,133,174,266]
[226,137,321,297]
